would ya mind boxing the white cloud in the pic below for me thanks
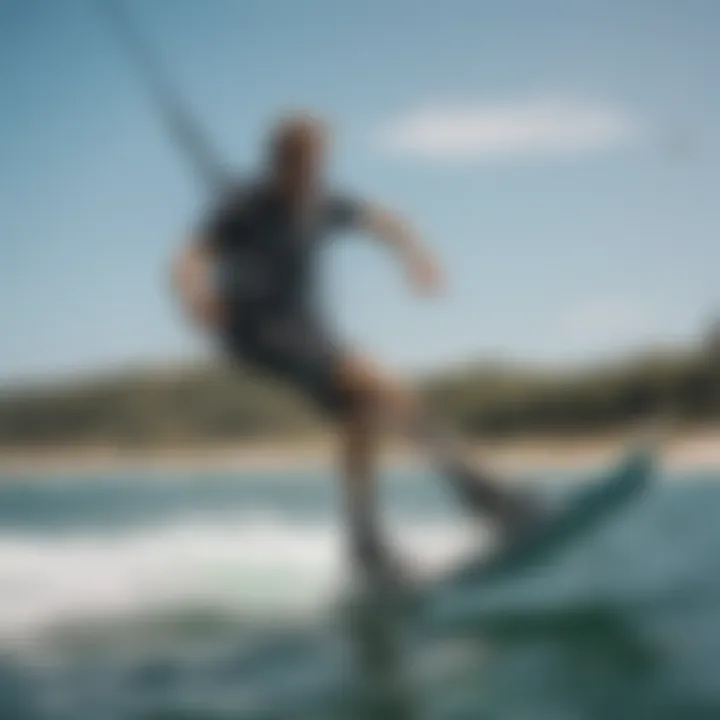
[379,98,642,162]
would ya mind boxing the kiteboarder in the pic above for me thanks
[172,112,535,586]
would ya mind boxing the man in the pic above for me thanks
[173,112,534,585]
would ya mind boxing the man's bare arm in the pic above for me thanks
[171,236,226,329]
[362,205,443,295]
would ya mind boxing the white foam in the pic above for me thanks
[0,513,482,646]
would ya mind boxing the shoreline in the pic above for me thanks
[0,428,718,478]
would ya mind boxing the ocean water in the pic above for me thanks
[1,464,719,720]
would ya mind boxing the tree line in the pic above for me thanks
[0,346,718,448]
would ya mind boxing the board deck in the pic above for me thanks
[418,447,656,608]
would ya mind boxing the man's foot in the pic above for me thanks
[496,491,547,547]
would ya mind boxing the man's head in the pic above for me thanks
[266,112,330,202]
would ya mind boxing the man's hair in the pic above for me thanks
[267,112,329,165]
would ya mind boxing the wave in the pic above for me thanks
[0,512,483,646]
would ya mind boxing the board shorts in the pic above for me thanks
[222,309,353,417]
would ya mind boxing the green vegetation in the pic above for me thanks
[0,365,318,448]
[1,346,719,448]
[426,349,720,436]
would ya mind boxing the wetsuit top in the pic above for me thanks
[200,180,365,322]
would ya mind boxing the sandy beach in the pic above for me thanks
[0,427,718,478]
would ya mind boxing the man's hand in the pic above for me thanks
[407,252,444,296]
[184,288,227,330]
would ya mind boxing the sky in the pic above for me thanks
[1,0,719,382]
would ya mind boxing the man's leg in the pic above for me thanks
[335,354,413,579]
[334,353,536,561]
[340,396,392,576]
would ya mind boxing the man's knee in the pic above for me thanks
[336,358,415,425]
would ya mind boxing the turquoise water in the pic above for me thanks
[1,467,719,719]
